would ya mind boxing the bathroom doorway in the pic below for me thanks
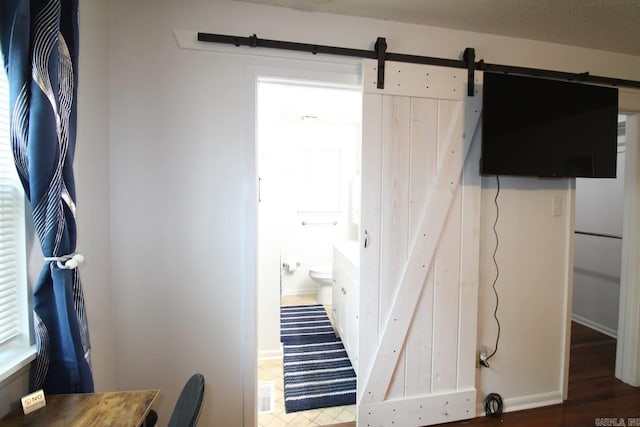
[255,78,362,425]
[572,115,627,338]
[569,115,627,398]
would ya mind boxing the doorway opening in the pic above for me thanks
[572,114,627,335]
[569,114,627,392]
[255,78,362,426]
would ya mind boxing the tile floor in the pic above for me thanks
[257,294,356,427]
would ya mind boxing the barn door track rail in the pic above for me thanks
[197,32,640,93]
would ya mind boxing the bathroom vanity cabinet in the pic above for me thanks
[332,241,360,374]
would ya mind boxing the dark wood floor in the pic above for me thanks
[327,322,640,427]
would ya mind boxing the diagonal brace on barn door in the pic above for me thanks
[360,98,482,405]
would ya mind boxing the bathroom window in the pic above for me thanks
[295,148,341,214]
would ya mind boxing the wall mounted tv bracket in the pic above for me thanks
[196,32,640,94]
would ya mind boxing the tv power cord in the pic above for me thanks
[481,175,502,369]
[484,393,503,417]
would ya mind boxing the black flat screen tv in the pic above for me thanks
[480,72,619,178]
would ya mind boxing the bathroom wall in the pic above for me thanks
[257,82,361,297]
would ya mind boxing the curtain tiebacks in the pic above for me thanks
[44,253,85,270]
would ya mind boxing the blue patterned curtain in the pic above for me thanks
[0,0,93,393]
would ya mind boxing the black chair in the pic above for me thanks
[143,373,205,427]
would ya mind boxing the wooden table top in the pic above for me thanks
[0,389,160,427]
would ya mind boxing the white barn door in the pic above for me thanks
[358,59,483,426]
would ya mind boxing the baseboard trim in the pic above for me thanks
[281,289,317,297]
[258,349,282,361]
[572,314,617,339]
[477,391,563,416]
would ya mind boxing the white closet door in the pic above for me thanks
[358,59,483,426]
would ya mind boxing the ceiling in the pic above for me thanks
[235,0,640,56]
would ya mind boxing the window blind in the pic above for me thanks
[0,61,25,346]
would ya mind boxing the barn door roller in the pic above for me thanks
[463,47,476,96]
[375,37,387,89]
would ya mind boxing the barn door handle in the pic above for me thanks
[363,230,370,249]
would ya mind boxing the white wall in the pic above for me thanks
[75,0,115,392]
[477,177,574,411]
[0,371,29,417]
[109,3,251,424]
[106,1,640,425]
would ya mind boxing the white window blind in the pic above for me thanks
[0,58,27,348]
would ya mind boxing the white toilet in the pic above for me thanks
[308,265,333,305]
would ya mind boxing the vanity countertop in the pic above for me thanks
[334,240,360,268]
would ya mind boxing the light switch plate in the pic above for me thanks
[551,196,562,217]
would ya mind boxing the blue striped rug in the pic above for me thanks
[280,304,336,344]
[283,338,357,413]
